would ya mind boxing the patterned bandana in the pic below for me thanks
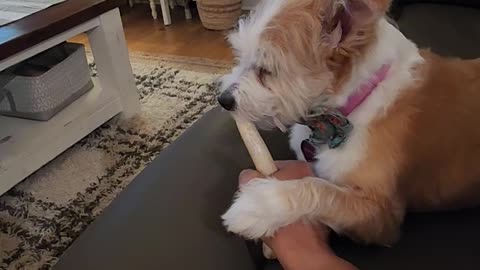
[301,108,353,161]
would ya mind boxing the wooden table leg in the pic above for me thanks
[184,0,192,20]
[87,8,140,118]
[160,0,172,25]
[149,0,158,20]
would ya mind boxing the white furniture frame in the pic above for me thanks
[0,8,140,195]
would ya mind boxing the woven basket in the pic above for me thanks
[197,0,242,30]
[0,43,93,121]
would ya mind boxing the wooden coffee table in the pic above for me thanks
[0,0,140,195]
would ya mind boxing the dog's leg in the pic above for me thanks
[222,177,404,245]
[289,124,312,161]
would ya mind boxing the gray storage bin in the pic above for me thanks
[0,43,93,121]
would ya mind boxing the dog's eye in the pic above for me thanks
[257,67,271,86]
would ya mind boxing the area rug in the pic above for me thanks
[0,53,232,270]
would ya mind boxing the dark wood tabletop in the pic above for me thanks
[0,0,121,62]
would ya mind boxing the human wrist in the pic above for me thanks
[278,243,334,270]
[266,222,332,270]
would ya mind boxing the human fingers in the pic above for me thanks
[238,169,264,186]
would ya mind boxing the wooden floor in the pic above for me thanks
[71,4,234,61]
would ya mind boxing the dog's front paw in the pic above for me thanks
[222,178,300,239]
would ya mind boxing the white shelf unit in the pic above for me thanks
[0,78,122,194]
[0,8,140,195]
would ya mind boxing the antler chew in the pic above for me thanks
[234,116,277,176]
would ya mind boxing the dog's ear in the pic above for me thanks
[325,0,390,47]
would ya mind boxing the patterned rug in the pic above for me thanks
[0,53,231,270]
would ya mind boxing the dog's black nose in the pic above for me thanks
[217,92,236,111]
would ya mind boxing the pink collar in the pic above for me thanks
[337,63,391,116]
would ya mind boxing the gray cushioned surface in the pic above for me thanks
[398,4,480,59]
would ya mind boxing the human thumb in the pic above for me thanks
[238,169,264,187]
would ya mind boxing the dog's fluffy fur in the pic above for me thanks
[221,0,480,245]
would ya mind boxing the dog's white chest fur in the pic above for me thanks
[290,19,423,182]
[290,123,368,181]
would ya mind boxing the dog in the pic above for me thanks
[218,0,480,246]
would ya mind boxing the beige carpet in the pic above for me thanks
[0,53,231,270]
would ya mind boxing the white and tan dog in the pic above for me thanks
[219,0,480,245]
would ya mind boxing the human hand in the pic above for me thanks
[238,161,333,270]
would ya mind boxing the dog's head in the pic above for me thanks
[218,0,391,129]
